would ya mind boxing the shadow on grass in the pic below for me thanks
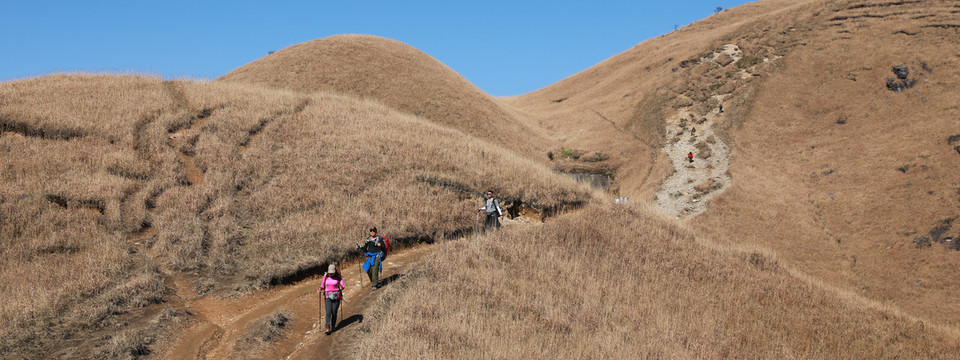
[335,314,363,331]
[379,273,404,288]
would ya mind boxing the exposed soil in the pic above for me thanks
[155,243,427,359]
[654,45,744,219]
[168,121,207,186]
[157,216,537,359]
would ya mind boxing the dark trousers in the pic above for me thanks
[484,212,501,231]
[324,297,340,331]
[367,254,381,287]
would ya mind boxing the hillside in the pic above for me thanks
[0,75,592,358]
[508,0,960,328]
[691,0,960,327]
[218,34,550,158]
[354,205,960,358]
[3,0,960,358]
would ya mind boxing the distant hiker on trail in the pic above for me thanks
[688,152,694,163]
[719,103,724,113]
[357,227,387,290]
[319,264,344,335]
[479,190,504,232]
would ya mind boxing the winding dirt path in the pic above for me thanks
[158,243,435,360]
[160,216,536,359]
[148,82,466,359]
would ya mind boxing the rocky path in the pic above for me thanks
[655,99,732,219]
[655,45,744,219]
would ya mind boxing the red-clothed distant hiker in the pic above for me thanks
[688,152,694,163]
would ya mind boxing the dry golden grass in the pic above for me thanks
[687,0,960,328]
[234,310,292,355]
[354,204,960,359]
[218,34,552,158]
[505,0,960,335]
[4,0,960,357]
[0,74,592,358]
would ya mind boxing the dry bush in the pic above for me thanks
[234,310,292,354]
[354,204,960,359]
[96,328,155,360]
[694,177,722,195]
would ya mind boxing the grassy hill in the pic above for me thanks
[505,0,960,329]
[218,34,551,158]
[355,205,960,358]
[3,0,960,358]
[0,74,592,358]
[690,0,960,327]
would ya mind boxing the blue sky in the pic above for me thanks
[1,1,752,96]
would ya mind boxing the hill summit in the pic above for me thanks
[219,34,548,156]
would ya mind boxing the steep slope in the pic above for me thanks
[510,0,960,328]
[505,0,808,198]
[218,34,550,157]
[692,0,960,327]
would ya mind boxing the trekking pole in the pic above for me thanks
[476,209,482,233]
[358,261,363,288]
[318,291,322,329]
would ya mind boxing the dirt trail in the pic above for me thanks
[159,243,435,359]
[655,96,733,219]
[655,44,759,219]
[149,82,447,359]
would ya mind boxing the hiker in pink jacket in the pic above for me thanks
[319,264,345,335]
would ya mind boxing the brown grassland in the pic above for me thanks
[0,75,591,358]
[218,34,551,158]
[353,205,960,359]
[3,0,960,358]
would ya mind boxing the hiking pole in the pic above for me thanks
[476,209,482,233]
[318,290,322,329]
[358,261,363,289]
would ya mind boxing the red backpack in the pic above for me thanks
[380,236,391,259]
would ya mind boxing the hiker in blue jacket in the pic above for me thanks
[356,227,387,290]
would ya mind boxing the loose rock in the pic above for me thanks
[893,65,909,80]
[886,78,905,92]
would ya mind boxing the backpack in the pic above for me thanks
[380,236,390,259]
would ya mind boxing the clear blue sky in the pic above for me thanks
[1,1,752,96]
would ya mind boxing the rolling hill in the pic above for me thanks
[218,34,550,157]
[2,0,960,358]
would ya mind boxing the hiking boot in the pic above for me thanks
[324,328,331,335]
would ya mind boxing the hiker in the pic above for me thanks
[688,152,694,163]
[719,103,724,113]
[479,190,504,231]
[356,227,387,290]
[319,264,345,335]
